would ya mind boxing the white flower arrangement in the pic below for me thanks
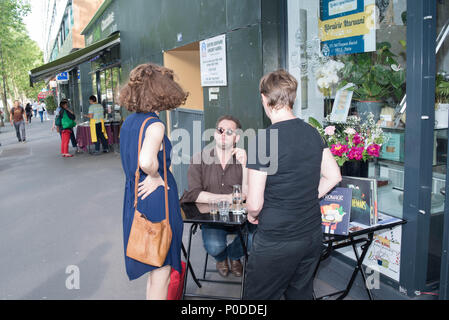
[315,59,345,97]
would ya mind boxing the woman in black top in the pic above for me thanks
[244,70,342,300]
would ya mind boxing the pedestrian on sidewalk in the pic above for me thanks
[119,63,188,300]
[37,101,45,123]
[25,102,33,124]
[43,104,50,121]
[53,102,81,154]
[87,95,109,155]
[32,100,38,118]
[10,100,27,143]
[59,100,77,157]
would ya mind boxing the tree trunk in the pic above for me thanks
[1,73,10,122]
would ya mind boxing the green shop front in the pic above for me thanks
[29,32,121,121]
[79,0,282,197]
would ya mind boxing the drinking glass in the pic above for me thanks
[218,199,230,216]
[208,199,218,215]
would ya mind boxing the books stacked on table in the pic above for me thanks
[340,176,378,226]
[320,176,379,235]
[320,187,352,236]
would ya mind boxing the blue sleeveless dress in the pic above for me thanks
[120,112,183,280]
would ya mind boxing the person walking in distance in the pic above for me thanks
[10,100,27,143]
[37,100,45,123]
[32,100,38,118]
[119,63,188,300]
[87,95,109,155]
[25,102,33,124]
[43,102,50,121]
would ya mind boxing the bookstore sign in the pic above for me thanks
[318,0,376,56]
[200,34,227,87]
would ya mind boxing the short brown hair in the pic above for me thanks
[216,115,242,130]
[119,63,189,112]
[259,69,298,109]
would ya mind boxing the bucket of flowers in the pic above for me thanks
[309,113,386,175]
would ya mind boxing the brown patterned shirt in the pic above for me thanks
[180,148,243,203]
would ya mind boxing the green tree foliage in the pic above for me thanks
[0,0,44,116]
[44,95,57,114]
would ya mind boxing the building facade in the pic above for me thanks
[42,0,104,63]
[30,0,449,299]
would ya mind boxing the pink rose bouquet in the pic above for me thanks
[309,113,386,166]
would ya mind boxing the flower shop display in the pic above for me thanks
[309,113,386,169]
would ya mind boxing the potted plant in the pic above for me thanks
[309,113,386,177]
[435,72,449,129]
[337,42,406,122]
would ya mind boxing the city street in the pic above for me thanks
[0,118,149,299]
[0,118,246,300]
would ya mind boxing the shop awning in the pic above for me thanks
[30,32,120,84]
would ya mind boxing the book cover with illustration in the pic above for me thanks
[320,187,352,235]
[340,176,378,226]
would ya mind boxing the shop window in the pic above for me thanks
[288,0,407,217]
[287,0,408,284]
[287,0,449,288]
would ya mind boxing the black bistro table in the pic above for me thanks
[180,202,249,300]
[314,213,406,300]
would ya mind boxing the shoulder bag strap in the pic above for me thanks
[134,117,169,221]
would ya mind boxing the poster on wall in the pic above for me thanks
[319,0,376,56]
[200,34,227,87]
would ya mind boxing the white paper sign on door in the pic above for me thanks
[200,34,227,87]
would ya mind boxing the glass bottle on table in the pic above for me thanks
[232,184,243,213]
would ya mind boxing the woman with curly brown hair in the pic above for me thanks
[119,63,188,300]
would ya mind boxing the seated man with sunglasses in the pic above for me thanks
[180,115,254,278]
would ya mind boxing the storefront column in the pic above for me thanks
[96,71,102,104]
[69,68,80,116]
[400,0,437,297]
[79,61,93,116]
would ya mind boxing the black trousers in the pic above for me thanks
[243,227,322,300]
[95,122,109,152]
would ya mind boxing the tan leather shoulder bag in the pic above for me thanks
[126,117,172,267]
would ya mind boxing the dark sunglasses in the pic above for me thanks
[216,127,235,136]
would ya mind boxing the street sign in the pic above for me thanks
[57,72,69,81]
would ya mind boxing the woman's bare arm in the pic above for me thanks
[246,168,267,224]
[139,122,165,178]
[137,122,167,200]
[318,148,342,198]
